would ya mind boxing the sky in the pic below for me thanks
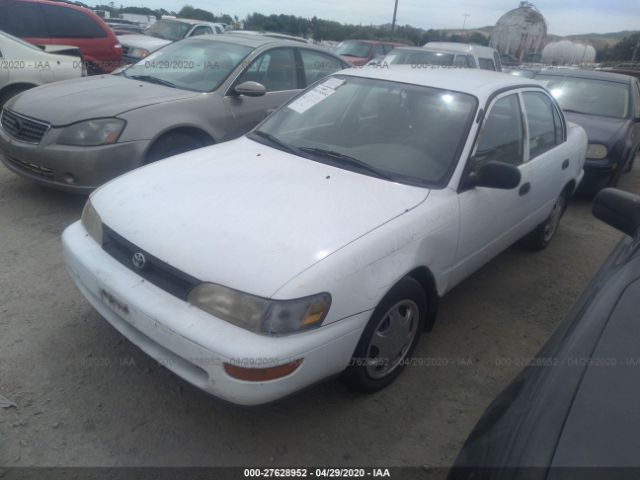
[105,0,640,36]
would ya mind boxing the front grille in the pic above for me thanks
[4,155,54,179]
[102,224,200,301]
[1,109,49,144]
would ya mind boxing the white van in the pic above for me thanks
[423,42,502,72]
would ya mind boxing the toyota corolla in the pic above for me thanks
[62,67,586,405]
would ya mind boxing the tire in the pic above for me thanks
[522,192,566,251]
[145,132,205,164]
[343,276,427,393]
[0,85,33,109]
[623,150,637,173]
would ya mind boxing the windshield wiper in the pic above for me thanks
[298,146,393,180]
[127,75,176,88]
[250,130,303,156]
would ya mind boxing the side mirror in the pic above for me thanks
[467,161,521,190]
[593,188,640,236]
[234,81,266,97]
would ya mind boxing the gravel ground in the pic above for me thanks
[0,160,638,470]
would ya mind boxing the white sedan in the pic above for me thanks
[63,67,586,405]
[0,31,84,107]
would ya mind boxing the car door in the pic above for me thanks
[632,80,640,156]
[224,47,300,136]
[450,92,533,285]
[520,90,570,223]
[0,45,9,88]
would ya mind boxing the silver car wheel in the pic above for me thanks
[365,299,419,379]
[544,195,565,243]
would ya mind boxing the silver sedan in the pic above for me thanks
[0,33,348,193]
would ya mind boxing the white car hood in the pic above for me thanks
[91,137,430,297]
[118,34,171,52]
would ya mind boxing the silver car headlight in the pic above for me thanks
[188,283,331,335]
[586,144,608,160]
[129,47,151,59]
[58,119,125,146]
[81,200,103,245]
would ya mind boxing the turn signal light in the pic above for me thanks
[223,359,303,382]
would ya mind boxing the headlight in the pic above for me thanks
[81,200,103,245]
[188,283,331,335]
[58,119,125,146]
[129,47,150,59]
[586,144,608,160]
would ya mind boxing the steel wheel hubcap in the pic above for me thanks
[365,300,419,379]
[544,196,564,242]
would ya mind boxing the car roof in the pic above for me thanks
[224,31,309,44]
[338,65,542,99]
[190,32,333,50]
[340,39,405,46]
[534,68,633,84]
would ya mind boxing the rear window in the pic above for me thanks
[41,4,107,38]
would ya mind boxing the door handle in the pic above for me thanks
[562,159,570,170]
[519,182,531,196]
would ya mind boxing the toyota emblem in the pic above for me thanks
[132,252,146,269]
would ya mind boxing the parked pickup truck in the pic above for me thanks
[62,67,586,405]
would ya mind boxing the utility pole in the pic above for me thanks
[391,0,399,40]
[632,37,640,61]
[462,14,470,30]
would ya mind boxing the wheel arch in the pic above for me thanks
[143,126,216,164]
[404,266,439,331]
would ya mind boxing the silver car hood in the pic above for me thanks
[117,34,171,51]
[7,75,199,126]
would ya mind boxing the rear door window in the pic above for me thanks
[522,92,559,158]
[0,0,48,37]
[299,49,344,86]
[478,58,496,71]
[236,48,298,92]
[41,4,107,38]
[190,26,212,36]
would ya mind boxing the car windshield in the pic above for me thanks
[386,49,455,67]
[335,41,372,58]
[535,74,630,119]
[123,39,252,92]
[250,75,477,186]
[145,19,192,41]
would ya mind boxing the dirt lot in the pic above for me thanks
[1,161,638,470]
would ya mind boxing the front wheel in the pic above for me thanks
[343,276,427,392]
[522,193,566,251]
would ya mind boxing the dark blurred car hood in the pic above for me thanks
[6,75,199,127]
[564,111,627,146]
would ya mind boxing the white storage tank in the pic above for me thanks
[490,2,547,62]
[542,40,596,65]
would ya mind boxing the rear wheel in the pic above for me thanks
[522,192,566,251]
[343,276,427,392]
[145,132,206,164]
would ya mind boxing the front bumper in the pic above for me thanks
[0,125,149,194]
[62,221,368,405]
[578,158,620,193]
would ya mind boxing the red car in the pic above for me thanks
[335,39,407,66]
[0,0,122,73]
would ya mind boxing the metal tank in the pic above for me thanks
[490,2,547,62]
[542,40,597,65]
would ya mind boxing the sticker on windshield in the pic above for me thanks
[322,77,345,89]
[288,80,342,114]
